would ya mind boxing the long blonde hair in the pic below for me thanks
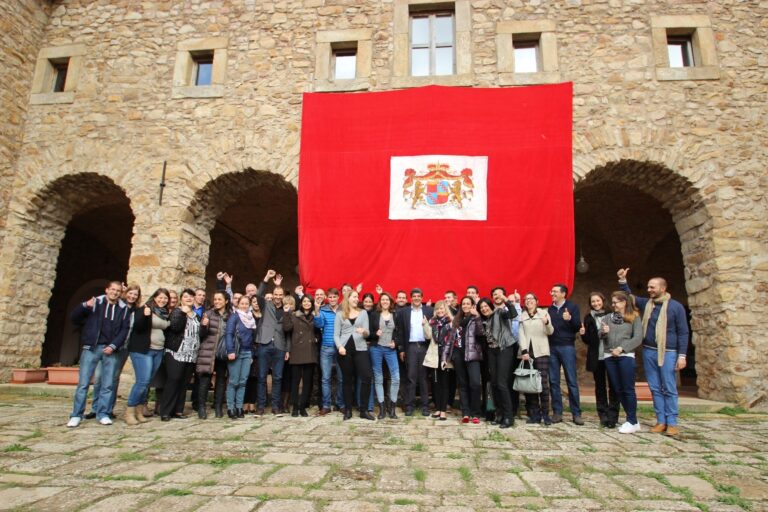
[611,291,639,323]
[341,290,359,320]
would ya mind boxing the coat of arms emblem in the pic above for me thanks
[402,162,475,209]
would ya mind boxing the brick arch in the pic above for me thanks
[176,167,297,288]
[572,153,739,404]
[0,172,135,375]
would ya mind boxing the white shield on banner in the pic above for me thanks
[389,155,488,220]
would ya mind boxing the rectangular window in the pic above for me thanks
[667,35,694,68]
[410,12,454,77]
[51,58,70,92]
[192,51,214,86]
[332,43,357,80]
[513,39,540,73]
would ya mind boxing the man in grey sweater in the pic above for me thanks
[255,269,291,415]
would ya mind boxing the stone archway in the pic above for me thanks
[0,173,134,374]
[572,159,716,398]
[180,168,298,294]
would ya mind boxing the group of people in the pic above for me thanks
[65,267,689,436]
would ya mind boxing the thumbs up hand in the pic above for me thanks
[579,323,585,336]
[562,308,571,321]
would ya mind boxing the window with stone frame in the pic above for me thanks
[496,20,559,86]
[392,0,472,88]
[172,37,228,99]
[332,43,358,81]
[651,15,719,81]
[30,44,86,105]
[314,29,372,92]
[410,10,455,77]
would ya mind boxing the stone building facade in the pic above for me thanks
[0,0,765,407]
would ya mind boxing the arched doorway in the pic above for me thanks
[29,173,134,367]
[186,169,298,294]
[572,160,708,396]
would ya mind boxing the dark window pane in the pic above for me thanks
[52,61,69,92]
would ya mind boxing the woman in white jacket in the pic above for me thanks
[518,293,554,425]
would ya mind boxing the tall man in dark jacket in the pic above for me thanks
[255,269,290,415]
[547,283,583,425]
[395,288,433,416]
[67,281,131,427]
[617,268,689,437]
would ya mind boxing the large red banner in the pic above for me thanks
[298,84,573,303]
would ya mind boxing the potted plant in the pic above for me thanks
[635,381,653,401]
[46,364,83,385]
[11,364,47,384]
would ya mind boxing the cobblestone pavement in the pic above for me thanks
[0,392,766,512]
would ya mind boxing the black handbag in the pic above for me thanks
[215,324,240,361]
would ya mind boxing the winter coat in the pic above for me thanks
[581,310,609,372]
[446,316,484,362]
[70,295,131,351]
[518,308,554,358]
[429,315,454,366]
[283,310,319,365]
[196,308,228,375]
[128,307,153,354]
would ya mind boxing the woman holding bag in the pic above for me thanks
[224,295,256,419]
[428,300,453,421]
[518,293,554,425]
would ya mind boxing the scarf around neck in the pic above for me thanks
[642,293,671,366]
[236,309,256,329]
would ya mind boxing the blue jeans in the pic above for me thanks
[227,351,253,410]
[71,347,118,420]
[257,343,285,409]
[369,345,400,403]
[127,350,164,407]
[319,344,344,409]
[643,347,679,426]
[91,348,129,414]
[605,355,638,424]
[549,344,581,417]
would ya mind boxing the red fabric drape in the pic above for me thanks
[298,84,573,303]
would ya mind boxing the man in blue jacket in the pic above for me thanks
[617,268,689,437]
[547,283,583,425]
[67,281,131,427]
[314,288,344,415]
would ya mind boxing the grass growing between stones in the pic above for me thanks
[458,466,472,484]
[394,498,418,505]
[446,452,464,459]
[413,468,426,482]
[411,443,426,452]
[489,493,502,506]
[2,444,30,452]
[207,456,260,468]
[21,429,43,440]
[118,452,144,462]
[717,406,748,416]
[154,467,181,481]
[160,488,192,497]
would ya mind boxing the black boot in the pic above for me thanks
[343,409,353,421]
[237,408,245,418]
[292,406,299,417]
[499,417,513,429]
[227,409,237,419]
[388,399,398,419]
[360,409,375,420]
[198,406,207,420]
[377,402,386,420]
[214,403,224,419]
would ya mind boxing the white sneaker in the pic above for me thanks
[98,416,113,425]
[67,416,82,428]
[618,421,641,434]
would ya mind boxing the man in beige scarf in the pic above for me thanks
[617,268,690,437]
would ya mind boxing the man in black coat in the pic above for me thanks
[394,288,434,416]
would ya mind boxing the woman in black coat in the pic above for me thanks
[579,292,619,428]
[196,291,230,419]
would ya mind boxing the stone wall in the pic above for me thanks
[0,0,49,247]
[0,1,765,406]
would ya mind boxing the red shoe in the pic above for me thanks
[471,417,480,424]
[462,416,470,424]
